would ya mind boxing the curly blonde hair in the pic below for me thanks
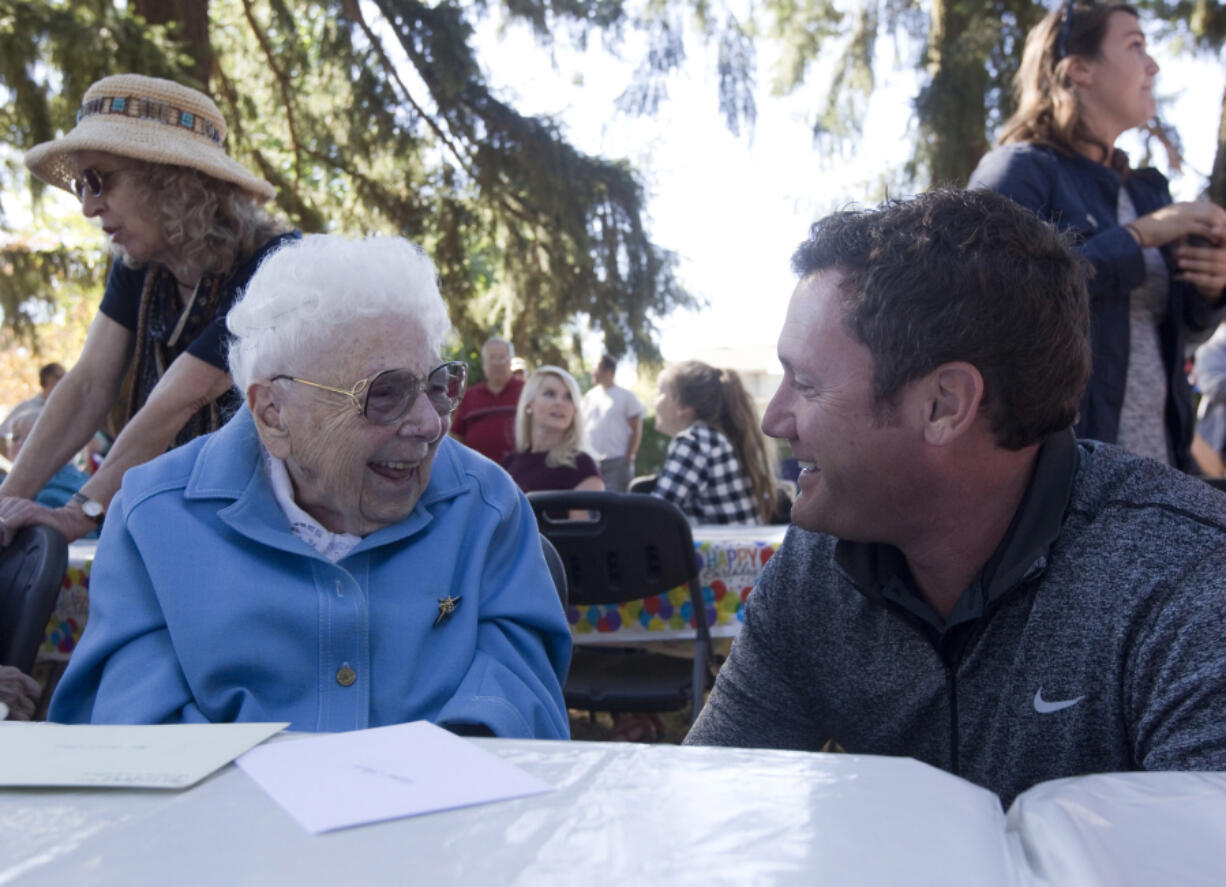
[121,160,285,281]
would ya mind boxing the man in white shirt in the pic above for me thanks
[582,355,644,492]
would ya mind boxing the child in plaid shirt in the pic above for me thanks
[652,361,776,525]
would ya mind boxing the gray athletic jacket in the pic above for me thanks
[685,430,1226,807]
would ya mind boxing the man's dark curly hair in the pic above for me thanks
[791,188,1091,450]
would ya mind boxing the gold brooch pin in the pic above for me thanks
[435,594,462,627]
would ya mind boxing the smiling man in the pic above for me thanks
[684,189,1226,806]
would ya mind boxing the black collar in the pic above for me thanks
[834,429,1080,633]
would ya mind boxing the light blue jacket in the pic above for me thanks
[49,408,571,738]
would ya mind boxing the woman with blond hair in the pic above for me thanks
[970,2,1226,470]
[503,366,605,494]
[0,74,295,543]
[652,361,776,525]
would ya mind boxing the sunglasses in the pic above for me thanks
[1054,0,1080,62]
[69,167,123,202]
[272,362,469,425]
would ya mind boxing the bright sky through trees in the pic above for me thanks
[474,14,1225,366]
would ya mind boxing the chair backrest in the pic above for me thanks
[627,474,657,495]
[539,534,568,609]
[0,525,69,673]
[528,491,699,608]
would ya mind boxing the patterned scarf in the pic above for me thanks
[126,265,240,447]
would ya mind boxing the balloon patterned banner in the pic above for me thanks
[567,525,788,644]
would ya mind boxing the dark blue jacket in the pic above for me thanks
[970,143,1221,471]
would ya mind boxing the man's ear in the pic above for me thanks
[248,381,291,459]
[920,362,985,446]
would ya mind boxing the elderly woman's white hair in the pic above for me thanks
[514,365,588,468]
[227,234,451,391]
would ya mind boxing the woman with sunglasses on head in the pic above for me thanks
[49,234,571,737]
[970,2,1226,471]
[503,366,605,495]
[0,74,295,544]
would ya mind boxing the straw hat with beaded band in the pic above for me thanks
[24,73,275,204]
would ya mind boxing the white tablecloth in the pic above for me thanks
[3,736,1225,886]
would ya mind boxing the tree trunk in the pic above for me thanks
[132,0,213,89]
[1211,84,1226,207]
[916,0,991,188]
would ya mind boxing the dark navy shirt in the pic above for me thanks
[970,143,1223,471]
[99,231,299,371]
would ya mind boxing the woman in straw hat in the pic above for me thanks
[0,74,296,544]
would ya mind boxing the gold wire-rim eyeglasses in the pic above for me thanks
[271,361,468,425]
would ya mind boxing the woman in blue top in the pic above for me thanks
[49,234,571,737]
[970,2,1226,471]
[0,74,293,544]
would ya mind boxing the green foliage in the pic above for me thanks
[614,0,1223,191]
[0,241,106,345]
[0,0,695,364]
[3,0,1223,361]
[1140,0,1226,52]
[634,412,671,476]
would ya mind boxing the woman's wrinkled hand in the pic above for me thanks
[0,496,96,546]
[0,665,41,720]
[1129,201,1226,250]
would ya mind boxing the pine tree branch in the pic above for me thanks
[240,0,304,182]
[346,1,476,182]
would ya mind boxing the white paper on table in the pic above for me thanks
[235,720,555,834]
[0,722,288,788]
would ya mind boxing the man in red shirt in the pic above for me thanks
[452,337,523,463]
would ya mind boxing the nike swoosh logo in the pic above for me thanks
[1033,688,1085,714]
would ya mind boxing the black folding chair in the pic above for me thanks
[627,474,657,495]
[528,491,714,723]
[0,525,69,674]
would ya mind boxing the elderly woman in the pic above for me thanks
[49,235,571,738]
[0,73,295,545]
[503,366,604,494]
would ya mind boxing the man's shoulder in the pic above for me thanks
[461,381,491,401]
[456,381,493,414]
[1069,442,1226,532]
[762,526,842,593]
[1057,442,1226,582]
[611,384,643,410]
